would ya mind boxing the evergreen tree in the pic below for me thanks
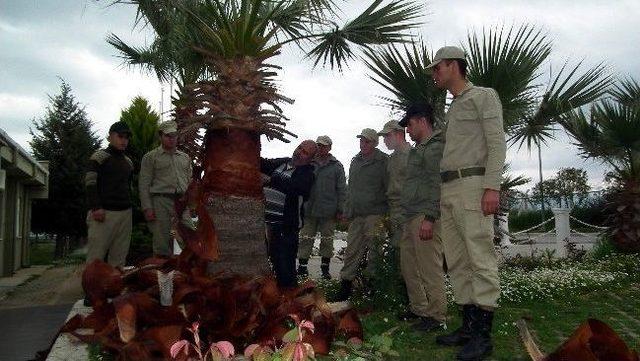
[30,79,101,258]
[120,96,160,173]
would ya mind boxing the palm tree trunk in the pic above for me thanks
[202,128,270,275]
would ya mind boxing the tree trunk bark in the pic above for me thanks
[202,129,270,275]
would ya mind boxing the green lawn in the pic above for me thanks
[29,241,86,266]
[357,282,640,360]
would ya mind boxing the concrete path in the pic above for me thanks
[0,303,73,361]
[0,264,84,360]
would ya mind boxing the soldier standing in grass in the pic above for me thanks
[397,103,448,333]
[428,46,507,361]
[296,135,347,279]
[335,128,388,301]
[378,120,411,249]
[85,121,134,268]
[139,120,192,257]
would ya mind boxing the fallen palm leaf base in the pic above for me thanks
[60,249,363,360]
[517,318,639,361]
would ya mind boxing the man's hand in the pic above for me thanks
[481,189,500,216]
[92,209,106,222]
[144,208,156,222]
[419,219,434,241]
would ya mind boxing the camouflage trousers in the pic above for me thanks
[339,214,385,281]
[297,216,336,259]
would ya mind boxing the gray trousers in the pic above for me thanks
[86,208,132,268]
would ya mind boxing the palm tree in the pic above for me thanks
[110,0,423,274]
[107,0,210,167]
[561,78,640,252]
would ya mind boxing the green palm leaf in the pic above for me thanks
[611,77,640,108]
[532,61,613,122]
[362,41,446,121]
[306,0,423,70]
[466,24,552,130]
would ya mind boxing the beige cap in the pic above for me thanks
[316,135,332,146]
[357,128,379,143]
[426,46,466,69]
[158,120,178,134]
[378,120,403,135]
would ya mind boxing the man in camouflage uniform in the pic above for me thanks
[335,128,388,301]
[85,121,134,268]
[297,135,347,279]
[378,120,410,248]
[139,120,192,257]
[429,46,507,361]
[397,104,447,333]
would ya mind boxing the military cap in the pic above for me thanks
[399,103,434,127]
[378,120,403,135]
[158,120,178,134]
[356,128,379,143]
[109,121,132,135]
[426,46,466,69]
[316,135,332,146]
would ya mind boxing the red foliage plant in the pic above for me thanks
[60,182,363,360]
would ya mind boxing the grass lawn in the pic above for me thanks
[29,241,86,266]
[355,281,640,360]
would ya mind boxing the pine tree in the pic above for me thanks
[120,96,160,173]
[30,79,102,258]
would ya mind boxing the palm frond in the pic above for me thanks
[561,100,640,175]
[106,33,174,82]
[611,77,640,108]
[306,0,423,70]
[362,41,446,120]
[531,61,613,123]
[466,24,552,130]
[508,112,557,151]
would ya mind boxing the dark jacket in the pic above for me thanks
[261,157,315,230]
[85,145,134,211]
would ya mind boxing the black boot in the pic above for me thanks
[321,257,331,280]
[456,308,494,361]
[334,280,353,301]
[297,258,309,278]
[436,304,476,346]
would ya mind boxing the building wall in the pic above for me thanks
[0,130,49,276]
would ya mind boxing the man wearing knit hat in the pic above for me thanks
[297,135,347,279]
[428,45,506,361]
[335,128,388,301]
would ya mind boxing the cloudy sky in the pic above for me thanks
[1,0,639,192]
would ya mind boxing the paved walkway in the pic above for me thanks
[0,304,73,361]
[0,264,84,360]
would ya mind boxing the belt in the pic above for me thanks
[441,167,485,183]
[151,193,183,199]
